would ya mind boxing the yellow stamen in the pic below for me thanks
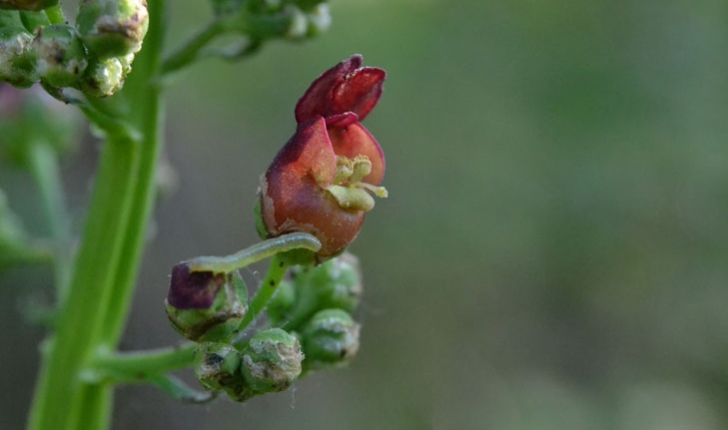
[325,155,388,212]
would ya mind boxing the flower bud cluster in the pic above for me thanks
[268,253,363,372]
[165,252,364,401]
[0,0,148,96]
[194,329,303,402]
[209,0,331,44]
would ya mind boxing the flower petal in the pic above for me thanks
[261,117,365,257]
[269,117,337,186]
[331,67,385,121]
[295,55,363,124]
[167,263,225,310]
[328,123,385,185]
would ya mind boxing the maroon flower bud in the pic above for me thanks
[165,262,248,342]
[259,55,387,259]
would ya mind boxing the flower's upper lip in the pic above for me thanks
[295,54,386,124]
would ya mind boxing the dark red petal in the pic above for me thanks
[269,117,337,187]
[295,55,363,124]
[328,123,385,185]
[325,111,359,128]
[261,118,366,257]
[167,263,225,310]
[331,67,385,121]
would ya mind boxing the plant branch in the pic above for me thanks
[237,254,290,332]
[90,343,197,377]
[186,232,321,273]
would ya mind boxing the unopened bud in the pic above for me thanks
[284,5,308,39]
[301,309,359,370]
[0,0,59,11]
[0,12,37,87]
[281,253,362,328]
[165,263,248,342]
[305,3,330,37]
[33,24,88,88]
[76,0,149,59]
[82,56,124,97]
[194,342,243,393]
[240,328,303,397]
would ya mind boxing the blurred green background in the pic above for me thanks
[3,0,728,429]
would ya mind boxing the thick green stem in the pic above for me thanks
[26,133,140,430]
[26,0,166,428]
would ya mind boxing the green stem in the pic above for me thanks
[161,16,240,76]
[90,344,197,377]
[26,133,141,430]
[27,143,71,302]
[146,374,217,403]
[237,254,290,331]
[187,232,320,273]
[26,0,166,428]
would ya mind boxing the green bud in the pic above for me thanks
[33,25,88,88]
[279,253,362,329]
[305,3,330,37]
[76,0,149,59]
[165,264,249,342]
[81,56,124,97]
[300,309,359,370]
[0,0,59,12]
[0,12,38,87]
[239,328,303,397]
[194,342,243,393]
[284,5,307,39]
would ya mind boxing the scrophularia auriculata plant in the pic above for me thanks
[1,0,389,426]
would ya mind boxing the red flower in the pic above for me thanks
[259,55,387,259]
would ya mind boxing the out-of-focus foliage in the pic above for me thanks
[3,0,728,429]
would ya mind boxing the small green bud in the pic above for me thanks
[0,0,59,12]
[33,25,88,88]
[0,13,38,87]
[76,0,149,59]
[305,3,330,37]
[165,263,248,342]
[284,5,307,39]
[300,309,359,370]
[239,328,303,397]
[82,56,124,97]
[278,253,362,329]
[194,342,243,393]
